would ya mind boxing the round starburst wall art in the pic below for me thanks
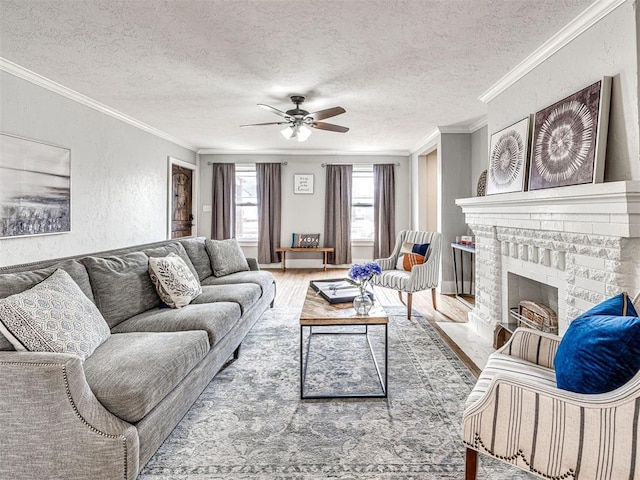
[528,78,611,191]
[486,117,531,195]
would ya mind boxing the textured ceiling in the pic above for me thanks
[0,0,594,153]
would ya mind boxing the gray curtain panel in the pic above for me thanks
[373,164,396,259]
[256,163,282,263]
[324,164,353,265]
[210,163,236,240]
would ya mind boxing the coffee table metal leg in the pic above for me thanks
[366,324,387,397]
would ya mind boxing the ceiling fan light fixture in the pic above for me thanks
[297,125,311,142]
[281,125,295,140]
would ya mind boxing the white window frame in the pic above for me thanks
[351,165,374,242]
[235,164,258,242]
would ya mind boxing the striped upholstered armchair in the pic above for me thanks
[462,327,640,480]
[370,230,441,319]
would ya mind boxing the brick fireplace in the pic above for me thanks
[456,181,640,342]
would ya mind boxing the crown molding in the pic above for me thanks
[478,0,626,103]
[468,116,488,133]
[410,129,440,156]
[0,57,197,152]
[197,148,410,156]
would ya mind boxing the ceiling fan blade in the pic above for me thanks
[306,106,346,121]
[240,122,288,127]
[258,104,291,119]
[310,122,349,133]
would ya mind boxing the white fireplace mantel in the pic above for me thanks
[454,180,640,341]
[456,181,640,238]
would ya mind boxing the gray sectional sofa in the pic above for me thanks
[0,237,276,479]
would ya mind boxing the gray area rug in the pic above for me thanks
[139,305,536,479]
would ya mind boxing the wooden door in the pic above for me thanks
[171,165,193,238]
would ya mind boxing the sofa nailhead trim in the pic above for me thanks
[2,362,129,480]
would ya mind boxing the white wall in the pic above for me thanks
[488,1,639,181]
[470,125,488,196]
[0,72,197,266]
[198,153,411,267]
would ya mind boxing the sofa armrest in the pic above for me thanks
[246,257,260,271]
[0,351,139,480]
[497,327,561,369]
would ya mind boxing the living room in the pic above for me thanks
[1,1,640,479]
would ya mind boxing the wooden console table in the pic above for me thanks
[275,247,334,271]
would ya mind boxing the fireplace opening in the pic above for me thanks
[507,272,559,334]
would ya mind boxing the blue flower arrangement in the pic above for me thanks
[347,262,382,296]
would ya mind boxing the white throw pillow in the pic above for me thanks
[148,253,202,308]
[0,269,111,361]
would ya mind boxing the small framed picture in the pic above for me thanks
[294,174,314,194]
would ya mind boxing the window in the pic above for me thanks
[235,165,258,241]
[351,166,374,240]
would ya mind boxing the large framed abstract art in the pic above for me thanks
[528,77,611,191]
[0,133,71,238]
[486,116,532,195]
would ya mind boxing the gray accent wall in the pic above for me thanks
[198,153,411,266]
[488,1,639,182]
[0,72,196,267]
[438,133,472,293]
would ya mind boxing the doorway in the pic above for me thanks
[168,156,198,239]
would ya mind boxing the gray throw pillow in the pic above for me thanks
[0,269,110,361]
[205,238,250,277]
[148,253,202,308]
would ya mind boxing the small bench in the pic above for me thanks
[275,247,335,271]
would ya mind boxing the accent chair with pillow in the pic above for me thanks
[370,230,441,319]
[462,292,640,480]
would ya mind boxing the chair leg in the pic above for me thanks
[407,292,412,320]
[398,291,405,304]
[431,288,437,311]
[465,448,478,480]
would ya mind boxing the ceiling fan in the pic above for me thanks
[241,95,349,142]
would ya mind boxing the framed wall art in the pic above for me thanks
[0,133,71,238]
[294,173,314,194]
[486,116,532,195]
[528,77,611,191]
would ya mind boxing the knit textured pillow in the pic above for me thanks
[148,253,202,308]
[396,242,430,271]
[205,238,250,277]
[0,269,110,361]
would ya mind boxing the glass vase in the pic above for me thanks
[353,293,373,315]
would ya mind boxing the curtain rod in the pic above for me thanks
[207,161,288,166]
[321,162,400,167]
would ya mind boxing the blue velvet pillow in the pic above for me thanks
[555,293,640,394]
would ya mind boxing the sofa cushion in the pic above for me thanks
[555,293,640,394]
[191,284,261,314]
[82,252,161,328]
[111,302,242,347]
[205,238,249,277]
[0,270,110,361]
[0,259,94,302]
[0,259,95,351]
[179,237,213,281]
[148,253,202,308]
[465,352,556,409]
[142,242,199,281]
[396,242,429,271]
[201,270,274,295]
[84,331,209,423]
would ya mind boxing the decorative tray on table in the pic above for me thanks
[310,278,374,304]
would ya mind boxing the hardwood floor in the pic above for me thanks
[266,268,482,376]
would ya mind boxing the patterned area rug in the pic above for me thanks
[139,306,536,479]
